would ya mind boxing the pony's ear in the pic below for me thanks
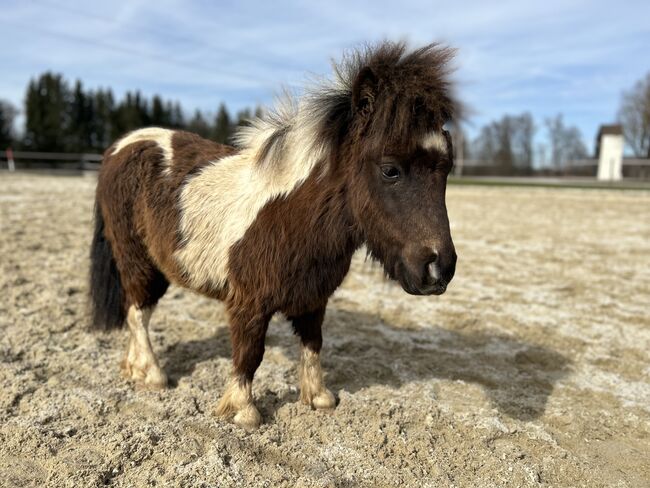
[352,66,378,115]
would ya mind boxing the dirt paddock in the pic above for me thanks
[0,173,648,487]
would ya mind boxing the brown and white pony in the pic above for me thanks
[90,42,458,429]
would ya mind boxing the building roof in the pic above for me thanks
[597,124,623,138]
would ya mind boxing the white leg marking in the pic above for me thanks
[111,127,175,174]
[213,377,262,430]
[299,347,335,409]
[121,306,167,389]
[420,131,448,154]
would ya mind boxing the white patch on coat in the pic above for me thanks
[174,96,326,291]
[420,131,448,154]
[111,127,175,174]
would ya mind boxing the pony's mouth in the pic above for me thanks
[401,278,448,296]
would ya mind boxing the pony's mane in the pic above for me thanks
[233,41,456,170]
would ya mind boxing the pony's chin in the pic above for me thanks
[400,280,447,296]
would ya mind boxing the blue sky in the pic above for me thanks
[2,0,649,153]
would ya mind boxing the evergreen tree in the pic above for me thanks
[213,103,232,144]
[235,108,252,128]
[19,71,260,151]
[68,80,95,151]
[134,91,150,127]
[0,100,17,149]
[112,91,149,137]
[150,95,168,126]
[171,102,184,128]
[23,72,71,151]
[93,89,115,151]
[188,109,211,138]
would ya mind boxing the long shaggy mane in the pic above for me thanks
[234,41,457,168]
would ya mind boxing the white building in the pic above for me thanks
[596,125,624,181]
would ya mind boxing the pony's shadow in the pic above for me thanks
[163,308,571,421]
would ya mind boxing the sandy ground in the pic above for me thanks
[0,172,649,487]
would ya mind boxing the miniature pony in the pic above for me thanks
[90,41,457,429]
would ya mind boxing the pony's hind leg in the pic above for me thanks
[292,307,336,409]
[117,263,169,390]
[121,305,168,390]
[214,307,271,430]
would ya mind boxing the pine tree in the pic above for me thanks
[188,109,211,138]
[23,72,71,151]
[19,71,262,151]
[150,95,167,126]
[68,80,95,152]
[235,108,252,127]
[171,102,184,128]
[93,89,114,150]
[213,103,232,144]
[113,91,149,137]
[0,100,17,149]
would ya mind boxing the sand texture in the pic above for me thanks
[1,173,649,487]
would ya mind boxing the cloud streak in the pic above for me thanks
[1,0,649,146]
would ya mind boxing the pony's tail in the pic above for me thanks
[89,203,126,330]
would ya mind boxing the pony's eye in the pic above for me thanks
[380,164,401,182]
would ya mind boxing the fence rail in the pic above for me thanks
[0,150,102,161]
[1,152,649,179]
[0,150,102,172]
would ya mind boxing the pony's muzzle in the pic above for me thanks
[398,247,456,296]
[423,251,455,295]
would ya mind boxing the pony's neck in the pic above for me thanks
[314,172,364,259]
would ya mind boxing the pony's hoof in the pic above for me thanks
[302,388,336,409]
[233,405,262,430]
[136,371,168,391]
[122,361,168,390]
[312,388,336,409]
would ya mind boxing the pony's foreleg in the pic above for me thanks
[120,305,167,389]
[214,309,270,430]
[292,307,336,409]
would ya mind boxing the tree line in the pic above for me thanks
[0,71,261,153]
[1,70,649,166]
[457,71,650,172]
[463,112,589,175]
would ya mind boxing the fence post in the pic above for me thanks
[6,147,15,171]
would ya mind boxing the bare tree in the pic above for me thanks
[472,112,535,175]
[544,114,588,171]
[618,73,650,158]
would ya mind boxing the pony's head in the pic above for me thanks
[238,41,458,295]
[325,42,458,295]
